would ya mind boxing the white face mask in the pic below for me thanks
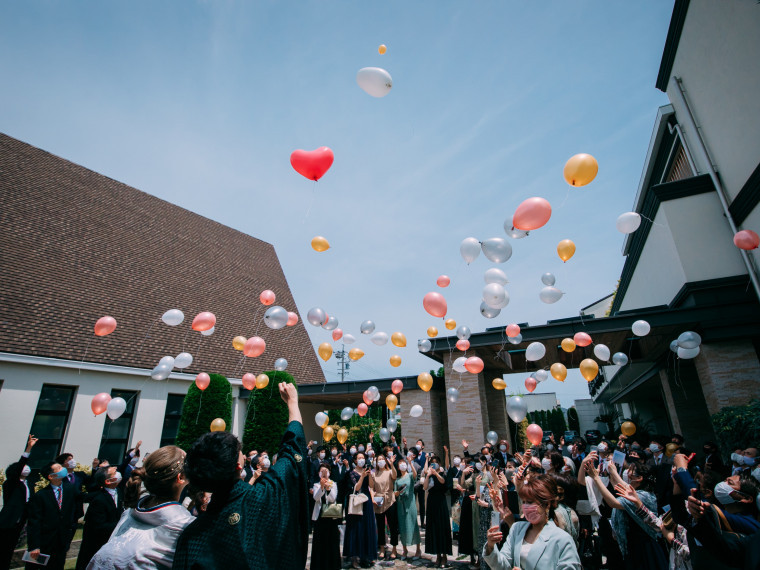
[377,460,386,469]
[320,471,329,479]
[21,465,31,477]
[331,449,338,456]
[319,453,325,460]
[358,446,365,452]
[415,444,422,451]
[66,459,77,470]
[714,481,737,505]
[541,458,552,471]
[111,471,122,484]
[453,457,461,467]
[499,445,507,452]
[649,444,661,454]
[387,452,393,459]
[567,445,575,453]
[399,462,408,472]
[261,457,271,469]
[597,444,608,453]
[357,459,366,468]
[475,462,482,470]
[731,452,743,464]
[240,469,247,479]
[546,444,554,451]
[350,448,357,455]
[622,470,631,484]
[368,450,375,457]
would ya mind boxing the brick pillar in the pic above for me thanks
[660,362,716,446]
[693,340,760,415]
[443,352,489,448]
[401,389,444,454]
[484,367,511,444]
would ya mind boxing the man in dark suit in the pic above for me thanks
[26,462,81,570]
[75,466,125,569]
[493,439,514,468]
[55,452,96,492]
[0,435,37,570]
[701,441,725,476]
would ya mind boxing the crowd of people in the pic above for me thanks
[1,395,759,570]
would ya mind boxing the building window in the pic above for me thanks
[28,385,76,469]
[97,390,138,465]
[665,141,694,183]
[160,394,185,447]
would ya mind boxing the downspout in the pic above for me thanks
[669,76,760,302]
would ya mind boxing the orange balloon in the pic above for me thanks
[464,356,484,374]
[232,336,247,351]
[557,239,576,263]
[385,394,398,411]
[561,338,576,353]
[311,236,330,252]
[195,373,211,391]
[563,153,598,187]
[492,378,507,390]
[94,316,117,337]
[417,372,433,392]
[192,311,216,332]
[210,418,226,432]
[255,374,269,389]
[391,379,404,394]
[551,362,567,382]
[337,427,349,444]
[390,355,402,367]
[91,392,111,415]
[318,342,333,362]
[456,339,470,351]
[427,326,438,338]
[391,332,407,347]
[580,358,599,382]
[444,319,456,330]
[348,348,365,361]
[357,403,368,417]
[505,324,520,337]
[621,421,636,437]
[241,373,256,391]
[322,426,334,441]
[378,44,387,55]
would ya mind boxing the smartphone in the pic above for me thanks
[491,510,501,528]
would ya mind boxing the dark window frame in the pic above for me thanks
[160,394,185,447]
[97,389,139,465]
[27,384,77,470]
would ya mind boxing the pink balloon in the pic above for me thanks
[195,373,210,391]
[192,311,216,332]
[260,290,276,305]
[286,311,299,326]
[241,373,256,391]
[332,328,343,341]
[525,377,537,393]
[456,339,470,351]
[734,230,759,250]
[357,403,368,417]
[362,390,373,406]
[526,423,543,446]
[436,275,451,287]
[505,323,520,338]
[573,332,592,347]
[290,147,334,181]
[512,197,552,231]
[423,292,447,318]
[391,379,404,394]
[243,336,266,358]
[94,316,117,337]
[91,392,111,415]
[464,356,484,374]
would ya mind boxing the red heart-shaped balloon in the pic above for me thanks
[290,147,334,181]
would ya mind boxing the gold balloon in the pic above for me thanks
[386,394,398,411]
[557,239,576,263]
[417,372,433,392]
[348,348,365,361]
[391,332,407,347]
[210,418,226,432]
[311,236,330,252]
[336,427,348,444]
[427,326,438,338]
[390,355,402,367]
[318,342,333,362]
[322,426,334,442]
[232,336,247,351]
[579,358,599,382]
[444,319,456,330]
[560,338,576,352]
[255,374,269,389]
[621,421,636,437]
[550,362,567,382]
[563,153,599,187]
[492,378,507,390]
[378,44,387,55]
[665,442,679,457]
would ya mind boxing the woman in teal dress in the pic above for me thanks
[394,459,421,559]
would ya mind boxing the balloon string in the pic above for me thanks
[558,186,572,209]
[195,391,203,425]
[181,327,191,352]
[252,305,264,338]
[137,318,160,352]
[79,337,93,375]
[639,213,666,228]
[301,183,317,224]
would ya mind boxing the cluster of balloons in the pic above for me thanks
[91,392,128,420]
[539,272,564,305]
[670,330,702,359]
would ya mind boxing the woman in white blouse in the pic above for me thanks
[310,463,341,570]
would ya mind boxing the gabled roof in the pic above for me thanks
[0,132,324,384]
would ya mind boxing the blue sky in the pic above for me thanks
[0,1,673,406]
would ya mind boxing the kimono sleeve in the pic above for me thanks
[271,420,308,482]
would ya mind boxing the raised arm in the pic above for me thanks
[279,382,302,425]
[585,459,623,510]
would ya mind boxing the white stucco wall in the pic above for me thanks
[666,0,760,201]
[740,206,760,274]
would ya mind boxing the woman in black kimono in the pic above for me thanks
[423,454,452,568]
[343,452,377,568]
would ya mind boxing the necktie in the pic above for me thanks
[55,486,62,509]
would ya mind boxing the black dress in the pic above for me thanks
[424,470,452,555]
[458,476,475,555]
[310,483,342,570]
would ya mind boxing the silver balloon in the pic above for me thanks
[506,396,528,423]
[484,267,509,285]
[483,283,508,309]
[508,334,522,345]
[159,355,175,369]
[386,418,398,432]
[677,331,701,349]
[264,306,289,330]
[446,387,459,403]
[274,357,288,371]
[151,363,171,381]
[409,404,423,418]
[612,352,629,366]
[343,333,356,344]
[670,340,679,353]
[378,428,390,442]
[460,237,481,264]
[371,331,389,346]
[174,352,193,369]
[539,286,563,304]
[677,346,700,359]
[360,320,376,334]
[453,356,467,373]
[533,369,549,383]
[340,407,354,421]
[481,237,512,263]
[456,326,471,340]
[367,385,379,399]
[541,273,556,286]
[593,344,611,362]
[632,320,651,337]
[307,307,326,327]
[161,309,184,326]
[322,316,339,331]
[480,301,501,319]
[418,339,432,352]
[486,430,498,445]
[525,342,546,362]
[373,390,380,402]
[200,326,215,336]
[503,221,528,239]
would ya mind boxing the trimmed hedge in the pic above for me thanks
[242,371,297,455]
[176,373,233,451]
[711,399,760,458]
[567,407,580,433]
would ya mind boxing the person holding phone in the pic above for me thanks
[343,452,377,568]
[394,457,421,560]
[423,454,452,568]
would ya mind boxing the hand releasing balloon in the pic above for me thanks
[91,393,111,415]
[356,67,393,97]
[512,197,552,231]
[563,153,598,187]
[290,147,334,181]
[94,316,117,337]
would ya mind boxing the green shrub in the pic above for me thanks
[320,407,383,448]
[176,373,233,451]
[550,408,567,437]
[515,418,530,451]
[711,399,760,458]
[242,371,297,455]
[567,407,580,433]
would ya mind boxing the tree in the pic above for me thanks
[550,408,567,436]
[176,373,233,451]
[711,399,760,458]
[243,371,297,455]
[567,407,580,433]
[515,418,530,451]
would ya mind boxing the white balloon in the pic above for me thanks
[274,358,288,371]
[534,369,549,383]
[541,273,556,286]
[409,404,423,418]
[151,363,171,381]
[539,286,563,304]
[106,397,127,420]
[174,352,193,369]
[677,346,700,359]
[373,391,380,402]
[632,320,651,337]
[484,268,509,285]
[670,340,679,353]
[508,334,522,345]
[503,221,528,239]
[418,339,432,352]
[341,407,354,421]
[483,283,508,309]
[200,326,215,336]
[386,418,398,432]
[593,344,611,362]
[612,352,629,366]
[315,411,328,427]
[264,306,289,330]
[161,309,184,326]
[616,212,642,234]
[456,326,471,340]
[486,431,499,445]
[159,355,175,369]
[343,333,356,345]
[677,331,702,349]
[378,428,390,442]
[480,302,501,319]
[322,316,339,331]
[360,320,376,334]
[307,307,326,327]
[525,342,546,362]
[481,237,513,263]
[356,67,393,98]
[453,356,467,373]
[367,386,379,399]
[446,387,459,403]
[460,237,481,264]
[506,396,528,423]
[371,332,389,346]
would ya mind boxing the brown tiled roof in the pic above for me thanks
[0,132,325,384]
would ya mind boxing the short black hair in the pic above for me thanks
[672,434,685,444]
[41,462,57,479]
[94,466,112,488]
[416,439,425,446]
[184,432,242,493]
[55,453,73,465]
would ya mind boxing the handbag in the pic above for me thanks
[348,492,368,515]
[451,500,462,525]
[320,503,343,518]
